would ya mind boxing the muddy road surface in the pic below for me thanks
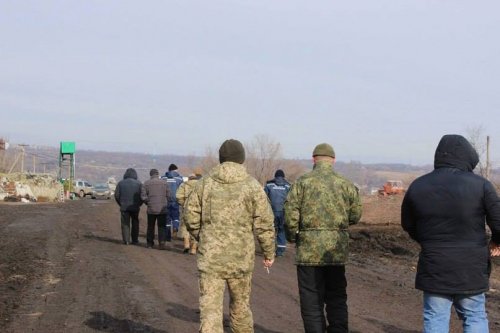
[1,197,500,333]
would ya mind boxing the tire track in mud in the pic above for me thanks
[1,202,75,332]
[125,244,201,333]
[3,199,500,333]
[4,200,171,333]
[250,256,303,333]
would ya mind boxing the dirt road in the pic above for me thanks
[1,198,499,332]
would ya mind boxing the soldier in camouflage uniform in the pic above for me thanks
[284,143,362,333]
[184,139,275,333]
[176,172,202,254]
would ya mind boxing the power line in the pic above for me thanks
[78,163,151,170]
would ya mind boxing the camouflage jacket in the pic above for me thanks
[184,162,275,277]
[284,160,362,266]
[176,178,199,207]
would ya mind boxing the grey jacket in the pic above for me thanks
[141,175,170,215]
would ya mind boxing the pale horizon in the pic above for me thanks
[1,1,499,166]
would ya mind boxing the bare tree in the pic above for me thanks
[278,159,308,183]
[180,154,205,177]
[244,135,284,184]
[199,136,307,184]
[466,125,491,179]
[199,146,218,175]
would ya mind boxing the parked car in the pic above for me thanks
[91,183,112,200]
[72,179,93,198]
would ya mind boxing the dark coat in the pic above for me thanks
[114,168,142,212]
[163,170,183,202]
[402,134,500,294]
[264,176,291,213]
[141,175,170,215]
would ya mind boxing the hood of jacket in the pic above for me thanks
[434,134,479,172]
[123,168,138,180]
[270,176,288,186]
[208,162,248,184]
[165,170,180,178]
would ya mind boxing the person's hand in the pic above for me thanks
[263,258,274,268]
[489,241,500,257]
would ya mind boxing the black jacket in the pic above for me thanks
[402,134,500,294]
[114,168,143,212]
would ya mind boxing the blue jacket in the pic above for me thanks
[264,176,291,213]
[163,170,183,202]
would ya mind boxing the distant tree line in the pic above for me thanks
[1,135,498,192]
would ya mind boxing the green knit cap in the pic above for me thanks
[219,139,245,164]
[312,143,335,158]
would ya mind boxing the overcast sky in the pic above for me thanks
[1,1,499,165]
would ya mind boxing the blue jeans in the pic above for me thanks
[274,212,287,256]
[167,202,180,232]
[423,292,489,333]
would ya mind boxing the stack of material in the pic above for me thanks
[0,181,35,202]
[0,173,62,202]
[0,183,7,201]
[3,181,16,195]
[15,182,36,200]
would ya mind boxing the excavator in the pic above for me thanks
[378,180,405,196]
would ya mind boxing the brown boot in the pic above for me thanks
[183,236,190,254]
[159,242,166,250]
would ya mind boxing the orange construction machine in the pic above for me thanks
[378,180,405,196]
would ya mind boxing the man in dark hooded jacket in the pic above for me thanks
[402,134,500,332]
[265,169,291,257]
[114,168,143,245]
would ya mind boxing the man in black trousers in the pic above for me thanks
[114,168,143,245]
[141,169,170,249]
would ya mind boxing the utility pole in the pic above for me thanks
[8,153,21,174]
[486,135,491,180]
[41,162,48,174]
[19,144,29,174]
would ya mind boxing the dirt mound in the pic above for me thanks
[361,194,403,225]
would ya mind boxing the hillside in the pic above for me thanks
[3,143,498,191]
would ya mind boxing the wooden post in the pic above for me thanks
[19,144,29,174]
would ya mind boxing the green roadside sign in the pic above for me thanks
[60,141,76,154]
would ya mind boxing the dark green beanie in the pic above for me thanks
[312,143,335,158]
[219,139,245,164]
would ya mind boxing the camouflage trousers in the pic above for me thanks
[199,273,253,333]
[179,221,197,248]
